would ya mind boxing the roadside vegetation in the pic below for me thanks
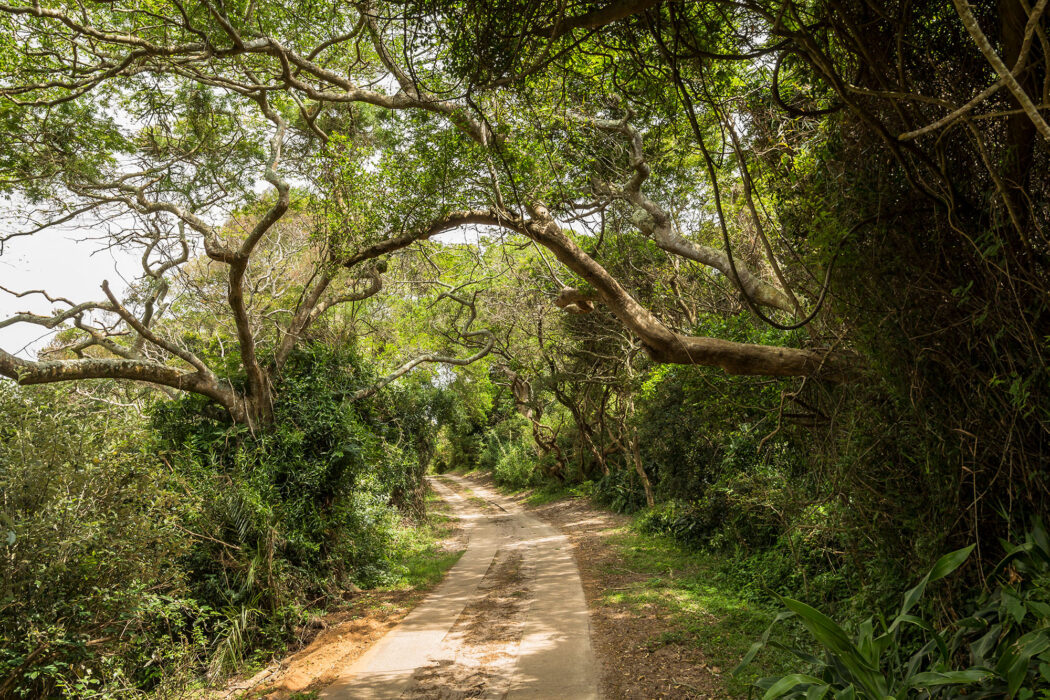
[598,525,803,695]
[1,0,1049,697]
[0,368,460,697]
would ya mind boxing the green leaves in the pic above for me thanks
[895,545,976,625]
[761,674,827,699]
[735,545,984,699]
[775,597,887,698]
[737,530,1050,699]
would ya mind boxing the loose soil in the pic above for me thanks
[221,474,725,699]
[504,483,725,699]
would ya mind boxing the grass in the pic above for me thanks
[521,483,574,506]
[398,549,464,588]
[385,488,465,589]
[602,526,805,696]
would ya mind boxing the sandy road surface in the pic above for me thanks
[319,474,598,699]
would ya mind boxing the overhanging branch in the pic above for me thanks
[351,291,495,400]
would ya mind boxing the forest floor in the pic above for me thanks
[219,472,785,699]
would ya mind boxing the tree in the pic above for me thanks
[0,2,497,426]
[0,0,855,431]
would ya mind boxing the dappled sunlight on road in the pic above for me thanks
[320,475,597,699]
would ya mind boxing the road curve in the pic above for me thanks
[319,473,598,699]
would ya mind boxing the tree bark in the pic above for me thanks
[513,209,846,378]
[0,349,247,423]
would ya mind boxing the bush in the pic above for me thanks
[590,466,650,514]
[1,344,441,696]
[0,384,205,697]
[474,416,537,489]
[491,440,536,489]
[151,343,433,613]
[737,521,1050,698]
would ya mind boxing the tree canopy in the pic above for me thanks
[2,0,1050,695]
[2,0,1047,557]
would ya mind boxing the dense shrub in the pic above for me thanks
[0,384,205,697]
[738,522,1050,698]
[0,344,440,696]
[589,467,650,514]
[624,318,854,603]
[473,414,535,489]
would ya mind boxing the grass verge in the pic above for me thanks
[387,488,465,589]
[601,527,802,695]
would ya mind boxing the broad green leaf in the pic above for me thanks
[908,668,994,687]
[856,618,877,665]
[995,631,1048,698]
[1003,589,1027,624]
[762,674,826,699]
[806,685,831,700]
[780,597,888,697]
[898,545,975,621]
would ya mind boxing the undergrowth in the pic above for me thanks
[0,345,449,697]
[603,526,805,696]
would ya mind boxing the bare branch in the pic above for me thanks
[567,110,795,312]
[900,0,1049,139]
[951,0,1050,140]
[336,210,503,269]
[100,280,211,376]
[351,292,495,400]
[274,266,384,370]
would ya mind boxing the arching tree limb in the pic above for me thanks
[566,110,796,313]
[351,292,495,400]
[329,207,849,379]
[0,349,245,422]
[511,207,848,378]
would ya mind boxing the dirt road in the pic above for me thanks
[319,474,598,699]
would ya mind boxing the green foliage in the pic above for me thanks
[0,344,444,696]
[151,344,435,602]
[627,317,854,604]
[2,2,1048,696]
[602,525,804,696]
[589,467,651,514]
[0,384,207,697]
[476,414,537,489]
[637,316,803,502]
[737,523,1050,698]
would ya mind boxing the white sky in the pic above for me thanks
[0,222,137,358]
